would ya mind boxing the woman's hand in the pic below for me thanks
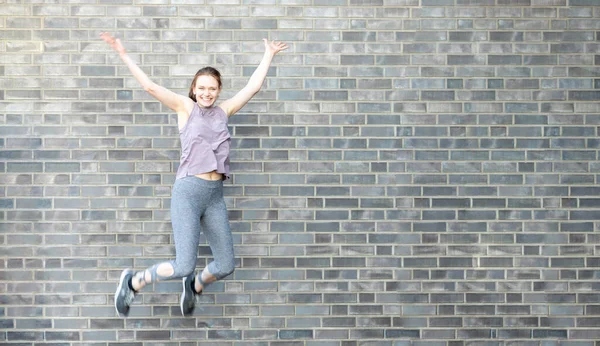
[100,32,127,56]
[263,39,288,57]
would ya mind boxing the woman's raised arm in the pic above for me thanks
[100,32,191,114]
[219,39,288,117]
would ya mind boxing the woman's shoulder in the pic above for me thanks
[213,104,228,117]
[180,98,196,116]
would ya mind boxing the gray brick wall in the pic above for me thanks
[1,0,600,344]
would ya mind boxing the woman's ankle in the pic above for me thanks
[131,271,147,291]
[194,273,204,293]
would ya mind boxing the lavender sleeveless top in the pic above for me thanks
[176,104,231,180]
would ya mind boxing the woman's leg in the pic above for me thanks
[133,178,205,289]
[194,190,235,293]
[181,179,234,315]
[115,177,207,316]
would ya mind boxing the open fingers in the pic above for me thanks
[270,40,288,52]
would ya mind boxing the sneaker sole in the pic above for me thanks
[181,275,197,316]
[180,277,188,316]
[115,269,131,317]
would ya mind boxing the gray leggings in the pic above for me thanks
[141,176,235,284]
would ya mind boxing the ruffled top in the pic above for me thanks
[176,104,231,179]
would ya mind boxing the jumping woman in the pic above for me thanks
[100,32,288,317]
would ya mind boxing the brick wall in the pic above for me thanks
[2,0,600,344]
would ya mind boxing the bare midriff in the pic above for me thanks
[194,170,223,181]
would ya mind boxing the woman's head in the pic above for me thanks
[189,67,222,107]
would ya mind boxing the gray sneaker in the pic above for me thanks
[180,274,196,316]
[115,269,136,317]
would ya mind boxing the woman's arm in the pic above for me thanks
[219,39,288,117]
[100,32,191,114]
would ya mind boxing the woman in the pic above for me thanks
[100,32,288,317]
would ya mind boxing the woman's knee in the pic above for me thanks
[173,261,196,278]
[221,263,235,278]
[211,261,235,280]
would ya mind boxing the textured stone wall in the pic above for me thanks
[2,0,600,344]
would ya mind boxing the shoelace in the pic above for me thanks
[123,289,135,306]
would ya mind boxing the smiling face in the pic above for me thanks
[193,75,221,108]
